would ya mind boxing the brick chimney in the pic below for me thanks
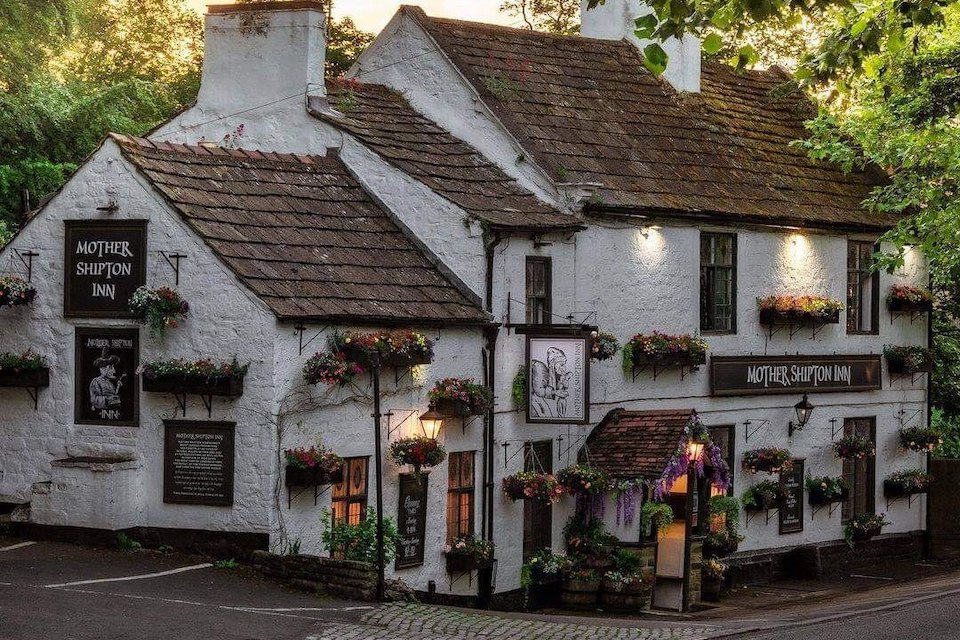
[580,0,700,93]
[196,1,326,115]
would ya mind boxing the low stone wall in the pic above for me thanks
[251,550,378,601]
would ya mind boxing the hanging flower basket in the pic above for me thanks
[844,513,889,544]
[757,295,843,326]
[833,435,875,460]
[283,446,344,487]
[0,350,49,387]
[887,285,934,313]
[502,471,564,504]
[129,286,190,337]
[589,331,621,362]
[805,476,848,506]
[332,330,433,368]
[138,357,248,397]
[899,426,942,453]
[742,480,786,511]
[883,469,932,498]
[622,331,707,372]
[303,351,364,386]
[556,465,610,496]
[0,276,37,307]
[428,378,493,416]
[444,535,494,573]
[884,345,934,374]
[741,448,793,474]
[388,436,445,475]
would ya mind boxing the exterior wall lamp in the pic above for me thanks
[788,394,815,437]
[418,405,445,440]
[687,438,706,462]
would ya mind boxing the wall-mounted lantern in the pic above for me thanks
[687,438,706,463]
[418,405,445,440]
[788,394,815,437]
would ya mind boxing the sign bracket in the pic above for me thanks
[896,407,923,429]
[384,410,417,440]
[13,249,39,282]
[742,419,769,443]
[294,323,331,356]
[830,417,844,440]
[158,251,187,286]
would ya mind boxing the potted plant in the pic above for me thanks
[833,435,875,460]
[560,567,602,610]
[805,475,848,506]
[502,471,565,504]
[511,366,527,411]
[444,535,495,573]
[428,377,493,417]
[883,468,933,498]
[139,357,248,396]
[320,507,402,563]
[0,275,37,307]
[303,351,364,386]
[523,548,571,610]
[705,495,743,557]
[589,331,620,361]
[884,345,935,374]
[600,570,651,611]
[757,294,844,325]
[639,501,674,538]
[563,517,618,570]
[0,349,49,387]
[556,464,610,496]
[887,285,934,313]
[741,448,793,474]
[701,558,727,602]
[742,480,785,511]
[622,331,708,372]
[129,286,190,337]
[844,513,890,545]
[284,446,344,487]
[899,426,943,453]
[388,436,445,476]
[332,330,434,368]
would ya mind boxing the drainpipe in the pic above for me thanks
[925,268,934,558]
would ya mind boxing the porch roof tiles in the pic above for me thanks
[583,408,695,480]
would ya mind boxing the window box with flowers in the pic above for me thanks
[428,378,493,417]
[129,286,190,337]
[0,275,37,308]
[844,513,889,544]
[502,471,564,504]
[805,476,848,507]
[589,331,620,362]
[883,468,932,499]
[757,295,843,337]
[884,345,935,375]
[742,480,787,512]
[621,331,707,380]
[444,535,494,573]
[303,351,364,387]
[283,446,344,487]
[833,435,875,460]
[139,357,248,397]
[0,350,49,388]
[332,330,434,368]
[388,436,445,476]
[899,426,942,453]
[887,285,934,314]
[741,448,793,474]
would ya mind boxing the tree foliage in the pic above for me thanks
[500,0,581,33]
[326,16,375,77]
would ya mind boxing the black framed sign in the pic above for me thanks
[75,327,139,426]
[64,220,147,318]
[395,473,428,569]
[525,334,590,424]
[711,355,882,396]
[779,460,804,535]
[163,421,235,506]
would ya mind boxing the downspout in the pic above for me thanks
[480,228,502,607]
[925,267,934,557]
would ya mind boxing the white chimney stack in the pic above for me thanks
[197,1,327,115]
[580,0,700,93]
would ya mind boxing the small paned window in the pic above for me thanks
[332,457,369,526]
[847,241,880,334]
[841,418,876,523]
[525,257,552,325]
[446,451,475,542]
[700,233,736,333]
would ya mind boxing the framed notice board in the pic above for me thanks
[779,460,804,535]
[163,421,236,506]
[395,473,428,569]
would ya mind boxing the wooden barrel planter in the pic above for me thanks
[702,576,722,602]
[599,580,651,612]
[560,579,600,610]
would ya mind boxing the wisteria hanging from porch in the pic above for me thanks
[653,415,731,500]
[613,479,643,527]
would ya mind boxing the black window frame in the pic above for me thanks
[525,256,552,325]
[700,232,737,334]
[332,456,369,527]
[841,417,876,523]
[708,424,736,495]
[446,451,476,542]
[847,240,880,335]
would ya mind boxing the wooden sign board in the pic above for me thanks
[779,460,804,535]
[525,334,590,424]
[64,220,147,318]
[163,421,235,506]
[711,355,882,396]
[74,327,139,427]
[395,473,428,569]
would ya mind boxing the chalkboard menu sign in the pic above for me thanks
[779,460,804,534]
[163,421,235,506]
[74,327,139,427]
[395,473,428,569]
[64,220,147,318]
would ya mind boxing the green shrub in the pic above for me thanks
[320,508,401,564]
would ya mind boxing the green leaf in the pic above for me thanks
[702,33,723,54]
[851,17,869,37]
[633,14,659,40]
[732,45,759,69]
[643,43,669,75]
[710,3,735,29]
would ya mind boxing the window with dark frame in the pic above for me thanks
[708,424,736,494]
[700,233,736,333]
[332,457,369,526]
[446,451,475,542]
[847,240,880,334]
[522,440,553,559]
[841,418,876,523]
[525,257,552,325]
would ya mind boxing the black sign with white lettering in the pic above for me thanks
[64,220,147,317]
[163,421,235,506]
[74,327,139,427]
[779,460,804,534]
[395,473,428,569]
[710,355,882,396]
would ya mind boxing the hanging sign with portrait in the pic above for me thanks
[525,334,590,424]
[64,220,147,318]
[74,327,139,427]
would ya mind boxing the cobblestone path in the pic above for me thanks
[307,602,717,640]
